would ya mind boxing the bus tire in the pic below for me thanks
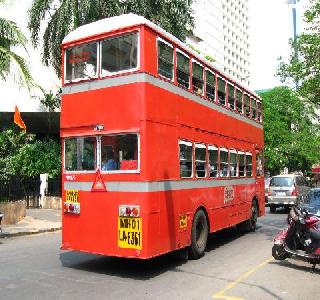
[189,209,208,259]
[237,200,258,233]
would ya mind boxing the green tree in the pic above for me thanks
[28,0,194,77]
[259,87,320,175]
[277,0,320,105]
[0,0,33,88]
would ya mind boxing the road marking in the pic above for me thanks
[212,257,273,300]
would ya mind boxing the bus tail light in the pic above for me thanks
[119,205,140,217]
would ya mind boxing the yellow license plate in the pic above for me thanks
[118,217,142,250]
[66,190,79,203]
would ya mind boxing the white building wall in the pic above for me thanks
[187,0,251,86]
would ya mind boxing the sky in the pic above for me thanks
[0,0,305,111]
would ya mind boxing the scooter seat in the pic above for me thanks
[310,229,320,241]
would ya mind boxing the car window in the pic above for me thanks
[270,177,293,187]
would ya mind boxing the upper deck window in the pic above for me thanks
[217,77,226,106]
[236,89,243,113]
[177,51,190,89]
[206,70,215,100]
[101,33,138,75]
[244,94,251,117]
[228,84,235,110]
[192,61,204,95]
[158,39,174,80]
[65,42,98,82]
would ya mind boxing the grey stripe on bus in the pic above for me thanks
[64,178,255,192]
[62,73,263,129]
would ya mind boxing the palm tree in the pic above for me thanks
[0,0,33,88]
[28,0,194,77]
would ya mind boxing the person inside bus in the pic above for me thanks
[102,150,118,171]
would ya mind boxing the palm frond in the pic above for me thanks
[0,17,27,50]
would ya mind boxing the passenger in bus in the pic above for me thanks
[102,151,118,171]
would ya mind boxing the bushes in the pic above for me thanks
[0,129,61,180]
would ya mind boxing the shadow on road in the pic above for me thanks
[60,249,189,280]
[270,259,320,275]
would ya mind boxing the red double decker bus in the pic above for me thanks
[61,14,265,259]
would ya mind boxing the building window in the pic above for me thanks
[101,33,138,75]
[219,148,229,177]
[195,143,206,178]
[157,39,174,80]
[246,152,252,176]
[208,145,218,178]
[177,51,190,89]
[230,150,238,177]
[192,61,204,95]
[217,77,226,106]
[206,70,216,101]
[228,84,235,110]
[239,152,245,177]
[179,141,193,178]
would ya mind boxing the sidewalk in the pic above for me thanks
[1,208,62,238]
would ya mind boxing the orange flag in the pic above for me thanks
[14,105,26,130]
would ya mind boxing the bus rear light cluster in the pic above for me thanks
[119,205,140,217]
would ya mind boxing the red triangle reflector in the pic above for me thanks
[91,169,106,191]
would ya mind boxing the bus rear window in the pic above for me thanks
[65,42,98,82]
[101,33,138,75]
[65,137,96,171]
[101,134,138,171]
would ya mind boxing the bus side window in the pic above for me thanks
[230,149,238,177]
[246,152,252,177]
[179,141,193,178]
[251,97,257,120]
[157,39,174,80]
[192,61,204,95]
[217,77,226,106]
[239,152,245,177]
[228,84,235,110]
[208,145,218,178]
[236,89,243,113]
[206,70,215,101]
[244,94,251,118]
[256,151,264,176]
[219,148,229,177]
[257,100,262,123]
[195,143,206,178]
[176,51,190,89]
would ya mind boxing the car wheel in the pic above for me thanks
[189,209,208,259]
[270,206,276,213]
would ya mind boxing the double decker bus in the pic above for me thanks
[61,14,265,259]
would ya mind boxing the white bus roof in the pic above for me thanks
[62,13,258,97]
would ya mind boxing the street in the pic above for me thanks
[0,209,318,300]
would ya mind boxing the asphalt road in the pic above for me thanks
[0,209,318,300]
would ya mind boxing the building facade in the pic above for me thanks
[187,0,251,86]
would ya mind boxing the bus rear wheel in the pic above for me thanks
[189,209,208,259]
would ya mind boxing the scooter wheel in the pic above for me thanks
[272,245,289,260]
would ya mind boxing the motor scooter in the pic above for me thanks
[272,205,320,271]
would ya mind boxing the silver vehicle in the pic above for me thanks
[267,174,310,213]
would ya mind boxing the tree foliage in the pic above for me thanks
[28,0,194,77]
[0,0,34,88]
[259,87,320,175]
[0,129,61,180]
[277,0,320,105]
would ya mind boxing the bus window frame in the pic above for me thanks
[227,83,235,111]
[100,31,140,78]
[156,37,174,82]
[63,136,98,174]
[219,147,229,178]
[205,68,216,102]
[245,151,253,177]
[195,143,207,178]
[208,144,219,178]
[100,132,141,174]
[217,76,227,106]
[191,59,204,96]
[176,48,190,90]
[64,41,100,84]
[229,148,238,177]
[179,140,193,178]
[238,150,246,177]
